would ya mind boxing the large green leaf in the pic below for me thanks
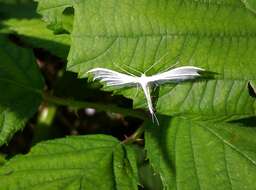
[1,19,70,58]
[35,0,256,118]
[0,35,44,146]
[0,135,139,190]
[145,116,256,190]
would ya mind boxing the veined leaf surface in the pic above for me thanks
[0,135,138,190]
[37,0,256,117]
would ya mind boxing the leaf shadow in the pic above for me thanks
[0,2,39,19]
[248,81,256,98]
[228,116,256,128]
[7,33,70,59]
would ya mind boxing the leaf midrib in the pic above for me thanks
[72,32,256,39]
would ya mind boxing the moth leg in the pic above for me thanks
[151,112,159,126]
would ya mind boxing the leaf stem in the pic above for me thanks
[43,92,147,120]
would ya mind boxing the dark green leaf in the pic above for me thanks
[0,35,44,145]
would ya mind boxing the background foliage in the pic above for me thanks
[0,0,256,189]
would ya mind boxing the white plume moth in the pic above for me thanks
[87,57,205,125]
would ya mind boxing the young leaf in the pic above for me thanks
[145,116,256,190]
[0,135,139,190]
[0,35,44,145]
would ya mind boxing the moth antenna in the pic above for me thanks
[113,63,136,77]
[123,64,143,75]
[144,52,169,74]
[160,61,180,73]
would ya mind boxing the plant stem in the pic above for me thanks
[122,126,145,144]
[43,92,147,120]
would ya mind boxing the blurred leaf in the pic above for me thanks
[1,19,70,58]
[0,35,44,146]
[0,135,139,190]
[0,154,5,166]
[145,116,256,190]
[32,105,58,145]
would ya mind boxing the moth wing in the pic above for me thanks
[87,68,138,87]
[148,66,204,84]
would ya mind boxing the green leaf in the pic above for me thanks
[2,19,70,59]
[155,80,256,119]
[0,135,139,190]
[145,116,256,190]
[60,0,256,117]
[0,35,44,146]
[37,2,256,189]
[35,1,256,117]
[35,0,74,33]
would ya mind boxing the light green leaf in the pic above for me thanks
[2,19,70,59]
[0,135,139,190]
[0,35,44,146]
[35,0,73,33]
[145,116,256,190]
